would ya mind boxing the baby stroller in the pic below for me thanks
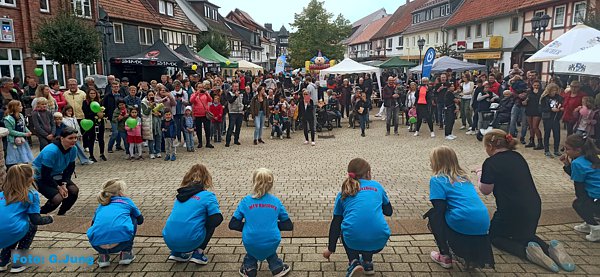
[316,104,336,132]
[476,103,510,141]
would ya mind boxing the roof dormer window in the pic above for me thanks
[159,0,174,16]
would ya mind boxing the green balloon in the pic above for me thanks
[90,101,101,113]
[80,119,94,131]
[34,68,43,77]
[409,117,417,124]
[126,117,137,129]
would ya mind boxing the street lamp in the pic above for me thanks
[531,14,551,50]
[95,18,113,75]
[417,38,426,65]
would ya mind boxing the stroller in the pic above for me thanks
[316,104,337,132]
[476,102,511,141]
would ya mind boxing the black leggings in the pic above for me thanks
[489,219,549,260]
[444,108,455,136]
[194,116,211,147]
[302,118,315,142]
[415,104,433,132]
[0,223,37,263]
[38,180,79,215]
[573,195,600,225]
[341,237,382,263]
[82,122,105,158]
[543,118,561,152]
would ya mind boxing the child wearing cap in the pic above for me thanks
[183,106,195,152]
[270,106,283,139]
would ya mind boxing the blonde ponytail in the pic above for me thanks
[341,176,360,199]
[97,178,127,206]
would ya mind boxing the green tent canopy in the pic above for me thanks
[378,56,416,68]
[198,45,238,68]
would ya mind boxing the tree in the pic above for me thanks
[195,31,231,58]
[30,12,101,78]
[584,5,600,30]
[288,0,351,68]
[435,43,458,58]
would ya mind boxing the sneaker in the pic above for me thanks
[171,155,176,161]
[311,142,315,146]
[545,152,554,158]
[445,135,456,140]
[97,254,110,268]
[548,240,575,272]
[465,130,474,135]
[119,251,135,265]
[189,250,208,265]
[258,139,265,144]
[84,147,89,152]
[143,141,148,147]
[526,242,559,272]
[586,224,600,242]
[174,141,180,147]
[270,136,274,139]
[234,142,241,145]
[164,155,170,161]
[430,132,435,138]
[206,144,215,148]
[150,154,155,159]
[100,155,107,161]
[168,251,191,262]
[272,263,291,277]
[225,144,230,147]
[279,136,283,140]
[90,156,98,162]
[449,135,457,139]
[346,259,363,277]
[108,150,114,153]
[156,153,161,158]
[304,141,309,144]
[82,160,94,165]
[574,222,591,233]
[361,260,374,275]
[413,131,419,137]
[361,133,365,137]
[385,131,390,136]
[183,142,186,148]
[0,261,9,272]
[554,151,562,157]
[430,251,453,269]
[460,126,466,130]
[239,267,258,277]
[9,265,27,273]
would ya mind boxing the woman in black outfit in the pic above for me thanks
[478,129,574,273]
[299,89,316,145]
[539,83,564,158]
[354,91,369,137]
[82,88,106,162]
[414,77,435,137]
[523,80,543,150]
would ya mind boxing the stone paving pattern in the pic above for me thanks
[1,224,599,276]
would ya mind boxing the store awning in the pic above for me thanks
[463,51,503,60]
[378,56,417,68]
[110,40,194,67]
[197,45,238,68]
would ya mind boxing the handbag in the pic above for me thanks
[199,93,215,121]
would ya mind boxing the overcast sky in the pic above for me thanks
[211,0,407,31]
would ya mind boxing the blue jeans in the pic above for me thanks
[211,122,222,142]
[271,124,282,137]
[107,122,122,150]
[184,130,194,150]
[173,114,183,142]
[436,103,444,126]
[75,141,91,164]
[91,217,137,254]
[509,105,528,139]
[119,131,130,155]
[226,113,243,144]
[242,253,284,274]
[147,133,162,155]
[254,111,265,140]
[359,113,368,133]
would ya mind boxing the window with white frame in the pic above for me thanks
[40,0,49,12]
[440,5,446,16]
[162,30,169,43]
[534,10,545,18]
[510,16,519,33]
[476,23,482,37]
[398,36,403,47]
[75,63,97,85]
[466,25,471,38]
[553,5,566,27]
[188,34,194,46]
[445,4,450,15]
[0,48,23,83]
[159,0,165,14]
[573,2,587,25]
[139,27,153,45]
[213,10,217,20]
[387,38,392,48]
[113,23,124,43]
[0,0,16,7]
[487,21,494,36]
[204,6,209,17]
[36,56,65,87]
[167,2,174,16]
[72,0,91,18]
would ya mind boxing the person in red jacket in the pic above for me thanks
[238,71,246,91]
[189,82,214,149]
[209,95,224,143]
[562,81,585,136]
[488,75,501,96]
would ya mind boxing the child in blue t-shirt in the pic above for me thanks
[87,178,143,268]
[229,168,293,277]
[163,164,223,265]
[0,164,53,273]
[425,146,494,270]
[322,158,393,277]
[561,134,600,242]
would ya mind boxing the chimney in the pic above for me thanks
[265,23,273,30]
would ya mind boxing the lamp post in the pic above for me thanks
[266,52,270,71]
[417,38,425,65]
[95,18,113,75]
[531,14,551,51]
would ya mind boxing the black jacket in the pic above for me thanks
[299,99,315,121]
[540,94,563,120]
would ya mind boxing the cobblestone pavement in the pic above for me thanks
[2,224,599,276]
[48,116,574,222]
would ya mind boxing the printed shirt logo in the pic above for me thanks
[360,186,378,192]
[248,203,278,211]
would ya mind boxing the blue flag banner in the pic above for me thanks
[421,47,436,78]
[275,55,286,74]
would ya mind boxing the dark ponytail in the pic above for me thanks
[565,134,600,169]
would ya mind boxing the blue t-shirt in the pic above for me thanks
[87,196,142,246]
[162,191,221,252]
[429,176,490,235]
[0,190,40,248]
[32,143,77,180]
[571,156,600,199]
[333,179,390,251]
[233,194,290,260]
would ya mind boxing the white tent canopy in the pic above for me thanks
[554,44,600,76]
[320,58,383,94]
[408,56,486,74]
[237,60,263,75]
[525,24,600,63]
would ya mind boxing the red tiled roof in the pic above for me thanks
[99,0,159,26]
[445,0,522,27]
[350,16,390,45]
[403,16,449,35]
[518,0,557,10]
[226,9,266,33]
[146,0,199,32]
[372,0,429,39]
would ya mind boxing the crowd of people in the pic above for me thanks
[0,67,599,276]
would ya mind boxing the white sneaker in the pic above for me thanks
[0,262,9,271]
[460,126,466,130]
[156,153,161,158]
[431,132,435,138]
[381,117,386,121]
[183,142,186,148]
[82,160,94,165]
[449,134,457,139]
[143,141,148,147]
[311,142,315,146]
[586,225,600,242]
[150,154,155,159]
[270,136,274,139]
[574,222,591,233]
[84,147,89,152]
[465,130,474,135]
[413,131,419,137]
[304,141,309,144]
[445,135,456,140]
[279,136,283,140]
